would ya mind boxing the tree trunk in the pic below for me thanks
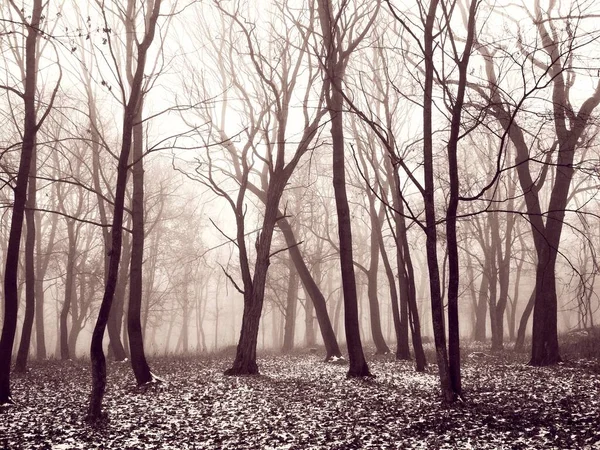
[328,90,369,377]
[377,219,403,358]
[304,285,316,347]
[364,191,390,355]
[0,0,43,405]
[108,231,130,362]
[34,206,57,360]
[60,223,76,360]
[278,217,342,359]
[128,106,153,384]
[225,176,287,375]
[282,257,298,352]
[389,164,426,370]
[86,0,162,422]
[422,0,454,402]
[15,149,37,373]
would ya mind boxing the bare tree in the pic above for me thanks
[86,0,163,423]
[475,0,600,365]
[0,0,59,404]
[316,0,380,378]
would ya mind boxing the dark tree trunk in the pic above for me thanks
[282,257,298,352]
[421,0,454,401]
[515,289,535,351]
[0,0,42,405]
[108,231,130,362]
[278,217,342,359]
[86,0,162,422]
[531,253,561,365]
[15,150,37,373]
[328,88,370,377]
[225,177,287,375]
[443,0,478,397]
[389,164,426,370]
[128,108,153,384]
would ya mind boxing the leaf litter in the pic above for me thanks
[1,350,600,449]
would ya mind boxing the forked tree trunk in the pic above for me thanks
[225,178,287,375]
[86,0,162,423]
[421,0,454,402]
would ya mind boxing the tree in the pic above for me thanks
[316,0,380,378]
[86,0,163,423]
[476,0,600,365]
[0,0,59,404]
[182,1,329,374]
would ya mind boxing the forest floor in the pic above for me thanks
[1,344,600,449]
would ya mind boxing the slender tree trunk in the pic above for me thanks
[128,106,153,384]
[421,0,454,401]
[304,285,316,347]
[15,149,37,372]
[316,0,373,378]
[508,256,524,342]
[278,217,341,359]
[282,257,298,352]
[87,0,162,422]
[515,289,535,351]
[389,165,425,370]
[34,207,57,360]
[378,220,403,358]
[60,223,76,360]
[0,0,43,405]
[474,270,489,341]
[108,231,129,361]
[364,194,389,355]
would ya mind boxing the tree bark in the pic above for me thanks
[421,0,455,401]
[15,147,37,372]
[366,202,389,355]
[128,104,153,383]
[86,0,162,422]
[282,257,299,352]
[278,217,342,359]
[316,0,373,378]
[0,0,43,405]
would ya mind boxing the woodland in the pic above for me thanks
[1,0,600,448]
